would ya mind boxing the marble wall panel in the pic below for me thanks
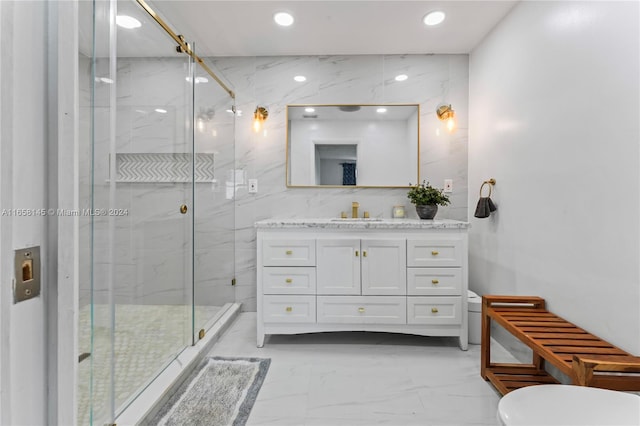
[212,54,469,311]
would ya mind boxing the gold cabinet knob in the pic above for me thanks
[355,250,359,257]
[285,306,292,312]
[431,250,439,256]
[431,308,439,313]
[285,278,293,283]
[363,251,367,257]
[179,204,188,214]
[285,250,293,255]
[431,279,439,284]
[358,307,365,313]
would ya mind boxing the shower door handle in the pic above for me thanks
[180,204,188,214]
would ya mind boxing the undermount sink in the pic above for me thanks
[330,218,383,222]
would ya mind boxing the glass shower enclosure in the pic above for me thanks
[78,0,237,424]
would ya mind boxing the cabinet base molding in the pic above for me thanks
[257,324,467,349]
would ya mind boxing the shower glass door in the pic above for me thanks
[193,58,236,342]
[80,0,195,423]
[80,0,237,424]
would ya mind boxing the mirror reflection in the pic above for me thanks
[287,104,419,187]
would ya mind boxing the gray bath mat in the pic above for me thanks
[150,356,271,426]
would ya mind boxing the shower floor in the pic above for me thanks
[77,303,222,425]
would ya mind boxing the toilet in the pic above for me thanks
[497,384,640,426]
[467,290,482,344]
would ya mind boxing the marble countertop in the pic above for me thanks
[255,218,470,230]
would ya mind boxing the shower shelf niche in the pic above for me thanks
[111,153,216,183]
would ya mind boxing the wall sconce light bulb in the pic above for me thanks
[447,116,455,132]
[253,106,269,133]
[436,104,456,133]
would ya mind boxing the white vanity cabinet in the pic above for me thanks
[256,219,470,349]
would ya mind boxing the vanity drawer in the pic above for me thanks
[263,267,316,295]
[407,239,463,267]
[317,296,406,325]
[407,296,462,325]
[262,295,316,323]
[407,268,462,296]
[263,239,316,266]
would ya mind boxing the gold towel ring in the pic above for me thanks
[479,178,496,197]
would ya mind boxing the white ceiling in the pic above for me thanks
[138,0,519,57]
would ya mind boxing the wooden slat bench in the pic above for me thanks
[481,295,640,395]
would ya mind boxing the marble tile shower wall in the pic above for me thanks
[212,54,469,311]
[80,57,236,308]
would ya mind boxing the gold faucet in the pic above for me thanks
[352,202,359,218]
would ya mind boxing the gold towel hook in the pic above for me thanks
[480,178,496,197]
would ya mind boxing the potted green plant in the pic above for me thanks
[407,180,450,219]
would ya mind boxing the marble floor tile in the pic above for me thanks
[208,313,517,426]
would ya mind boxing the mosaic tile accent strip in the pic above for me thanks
[114,153,215,183]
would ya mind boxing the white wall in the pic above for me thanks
[469,1,640,353]
[1,2,78,423]
[0,1,48,424]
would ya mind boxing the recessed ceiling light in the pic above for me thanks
[395,74,408,82]
[377,108,388,113]
[116,15,142,29]
[305,107,315,113]
[423,11,446,26]
[294,75,306,82]
[274,12,294,27]
[155,108,167,114]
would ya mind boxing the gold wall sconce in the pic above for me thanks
[436,104,456,133]
[253,106,269,133]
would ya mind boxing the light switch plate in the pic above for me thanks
[248,179,258,193]
[444,179,453,193]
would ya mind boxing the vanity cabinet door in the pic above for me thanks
[263,295,316,323]
[317,296,406,325]
[263,239,316,267]
[263,267,316,295]
[361,239,406,296]
[317,239,361,295]
[407,239,463,268]
[407,296,462,325]
[407,267,462,296]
